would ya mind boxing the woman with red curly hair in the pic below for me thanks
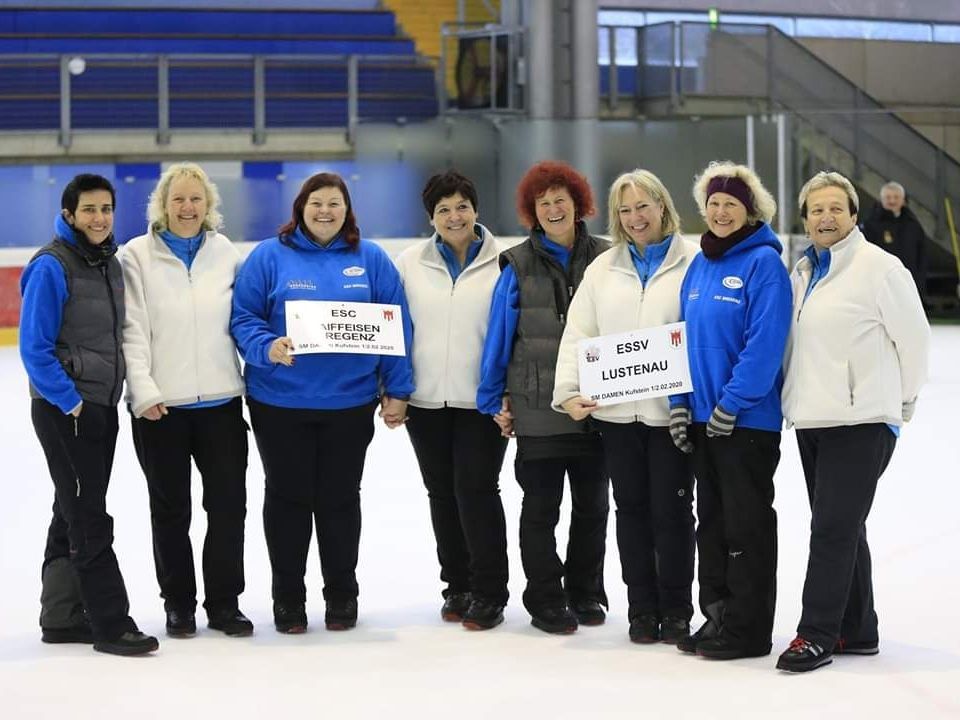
[477,160,610,634]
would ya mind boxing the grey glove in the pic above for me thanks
[705,404,736,437]
[669,406,694,454]
[902,398,916,423]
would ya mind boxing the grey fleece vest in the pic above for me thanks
[28,239,125,407]
[501,225,609,437]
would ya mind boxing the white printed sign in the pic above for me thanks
[285,300,406,356]
[577,321,692,407]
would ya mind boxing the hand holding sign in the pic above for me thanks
[561,395,598,421]
[269,337,295,366]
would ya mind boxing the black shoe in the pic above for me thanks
[696,634,771,660]
[274,602,307,634]
[325,599,358,631]
[41,623,94,644]
[777,635,833,672]
[462,597,504,631]
[628,614,660,644]
[833,638,879,655]
[165,609,196,638]
[570,598,606,626]
[441,592,472,623]
[93,631,159,656]
[677,618,720,654]
[530,605,578,635]
[660,616,690,645]
[208,608,254,637]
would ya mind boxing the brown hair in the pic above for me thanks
[279,172,360,246]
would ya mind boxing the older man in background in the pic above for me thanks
[861,181,927,305]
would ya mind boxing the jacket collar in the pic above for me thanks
[609,234,687,279]
[795,225,865,279]
[419,222,498,272]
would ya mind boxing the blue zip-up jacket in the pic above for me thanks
[670,223,792,431]
[159,228,203,271]
[19,215,94,413]
[628,235,670,287]
[230,227,415,410]
[436,234,483,282]
[476,234,571,415]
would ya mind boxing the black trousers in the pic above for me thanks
[796,424,895,649]
[406,406,509,603]
[249,398,376,605]
[596,420,694,619]
[31,399,137,641]
[130,397,248,615]
[515,447,609,612]
[692,424,780,650]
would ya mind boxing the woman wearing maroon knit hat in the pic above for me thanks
[668,161,792,660]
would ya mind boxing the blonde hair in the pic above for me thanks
[607,169,681,245]
[147,162,223,233]
[692,161,776,225]
[797,171,859,218]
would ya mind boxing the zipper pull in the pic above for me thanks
[73,416,78,437]
[75,477,80,497]
[568,285,574,298]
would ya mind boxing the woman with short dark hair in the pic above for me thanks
[395,170,510,630]
[231,172,414,634]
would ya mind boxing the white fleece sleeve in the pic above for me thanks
[120,244,163,417]
[877,263,930,407]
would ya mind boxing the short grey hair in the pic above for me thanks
[606,169,681,246]
[881,181,906,196]
[147,162,223,233]
[692,161,776,225]
[798,171,859,218]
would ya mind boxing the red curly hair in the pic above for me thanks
[515,160,596,229]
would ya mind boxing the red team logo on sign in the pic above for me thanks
[670,329,682,347]
[382,309,395,321]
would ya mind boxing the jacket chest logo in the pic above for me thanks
[722,275,744,289]
[343,266,365,277]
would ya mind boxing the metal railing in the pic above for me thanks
[599,21,960,243]
[0,53,439,147]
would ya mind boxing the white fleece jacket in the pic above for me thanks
[121,228,244,417]
[395,226,504,409]
[781,226,929,429]
[552,236,699,425]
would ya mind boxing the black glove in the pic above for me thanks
[669,406,694,454]
[705,404,736,438]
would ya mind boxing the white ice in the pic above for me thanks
[0,329,959,720]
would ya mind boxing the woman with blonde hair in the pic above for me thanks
[669,161,792,660]
[553,169,698,644]
[122,162,251,638]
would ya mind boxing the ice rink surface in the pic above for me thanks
[1,328,958,720]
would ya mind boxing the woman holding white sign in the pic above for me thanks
[668,162,792,660]
[775,172,928,672]
[231,172,414,634]
[395,170,510,630]
[553,169,698,645]
[477,160,610,635]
